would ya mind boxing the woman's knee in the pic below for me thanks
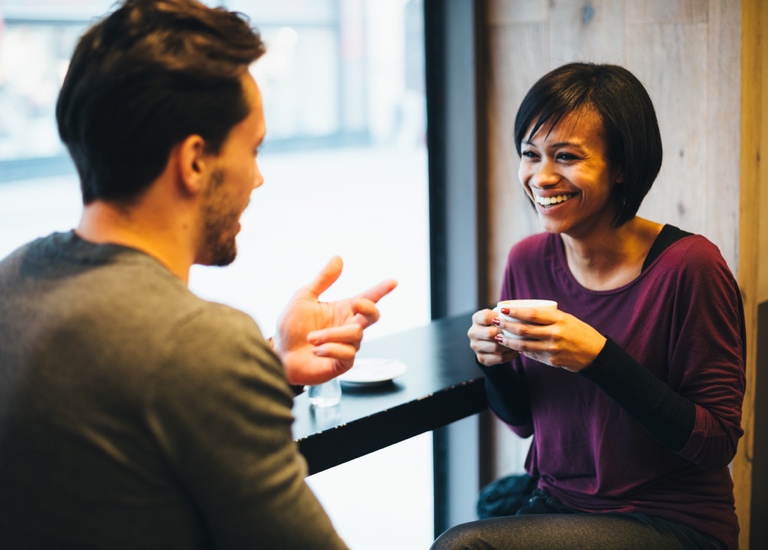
[431,521,495,550]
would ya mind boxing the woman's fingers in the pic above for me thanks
[468,310,521,366]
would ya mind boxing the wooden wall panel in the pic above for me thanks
[759,0,768,305]
[735,1,762,546]
[627,0,709,23]
[704,0,742,286]
[487,0,548,24]
[549,0,625,67]
[629,23,711,247]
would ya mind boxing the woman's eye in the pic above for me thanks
[521,150,538,160]
[556,152,577,161]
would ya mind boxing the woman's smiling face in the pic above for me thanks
[518,108,623,239]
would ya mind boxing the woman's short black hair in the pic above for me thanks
[56,0,266,205]
[514,62,663,227]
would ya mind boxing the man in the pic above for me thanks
[0,0,396,547]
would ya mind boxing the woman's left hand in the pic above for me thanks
[494,305,607,372]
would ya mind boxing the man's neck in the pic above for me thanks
[76,200,195,284]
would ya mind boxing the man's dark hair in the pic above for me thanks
[514,62,663,227]
[56,0,266,204]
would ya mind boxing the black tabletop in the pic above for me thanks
[292,312,488,475]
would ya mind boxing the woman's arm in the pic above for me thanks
[481,362,533,431]
[580,339,695,452]
[468,307,534,435]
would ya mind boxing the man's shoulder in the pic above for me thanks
[173,299,265,342]
[2,231,273,374]
[153,301,290,410]
[0,234,47,271]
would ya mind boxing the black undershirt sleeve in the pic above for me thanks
[481,362,532,427]
[580,338,696,452]
[642,224,693,271]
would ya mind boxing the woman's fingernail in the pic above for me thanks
[495,335,504,343]
[500,307,510,314]
[492,318,500,326]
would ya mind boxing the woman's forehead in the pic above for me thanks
[527,107,604,143]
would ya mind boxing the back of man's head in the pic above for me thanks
[56,0,266,205]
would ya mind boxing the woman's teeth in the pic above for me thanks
[535,194,573,206]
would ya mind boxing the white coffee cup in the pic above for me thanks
[494,299,558,338]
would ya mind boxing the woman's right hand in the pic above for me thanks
[467,308,520,367]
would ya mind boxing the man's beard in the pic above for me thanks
[201,168,240,267]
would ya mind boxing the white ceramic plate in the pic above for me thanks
[338,358,407,386]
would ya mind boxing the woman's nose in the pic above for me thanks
[530,159,559,187]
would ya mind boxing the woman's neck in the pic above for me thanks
[560,217,663,291]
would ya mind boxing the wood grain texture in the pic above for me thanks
[626,0,709,23]
[549,0,625,67]
[488,0,549,25]
[759,0,768,305]
[628,22,711,255]
[734,1,761,547]
[705,1,741,275]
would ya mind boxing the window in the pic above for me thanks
[0,1,432,547]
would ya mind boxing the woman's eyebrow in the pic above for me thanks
[546,139,586,149]
[522,135,584,147]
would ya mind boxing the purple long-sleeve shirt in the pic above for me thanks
[487,229,745,549]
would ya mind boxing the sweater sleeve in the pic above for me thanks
[148,305,349,550]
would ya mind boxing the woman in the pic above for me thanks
[432,63,745,549]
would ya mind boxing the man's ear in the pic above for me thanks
[177,135,208,195]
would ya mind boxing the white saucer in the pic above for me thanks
[338,358,407,386]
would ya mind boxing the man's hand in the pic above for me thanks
[272,256,397,385]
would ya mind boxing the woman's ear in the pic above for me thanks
[613,167,625,184]
[177,135,208,195]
